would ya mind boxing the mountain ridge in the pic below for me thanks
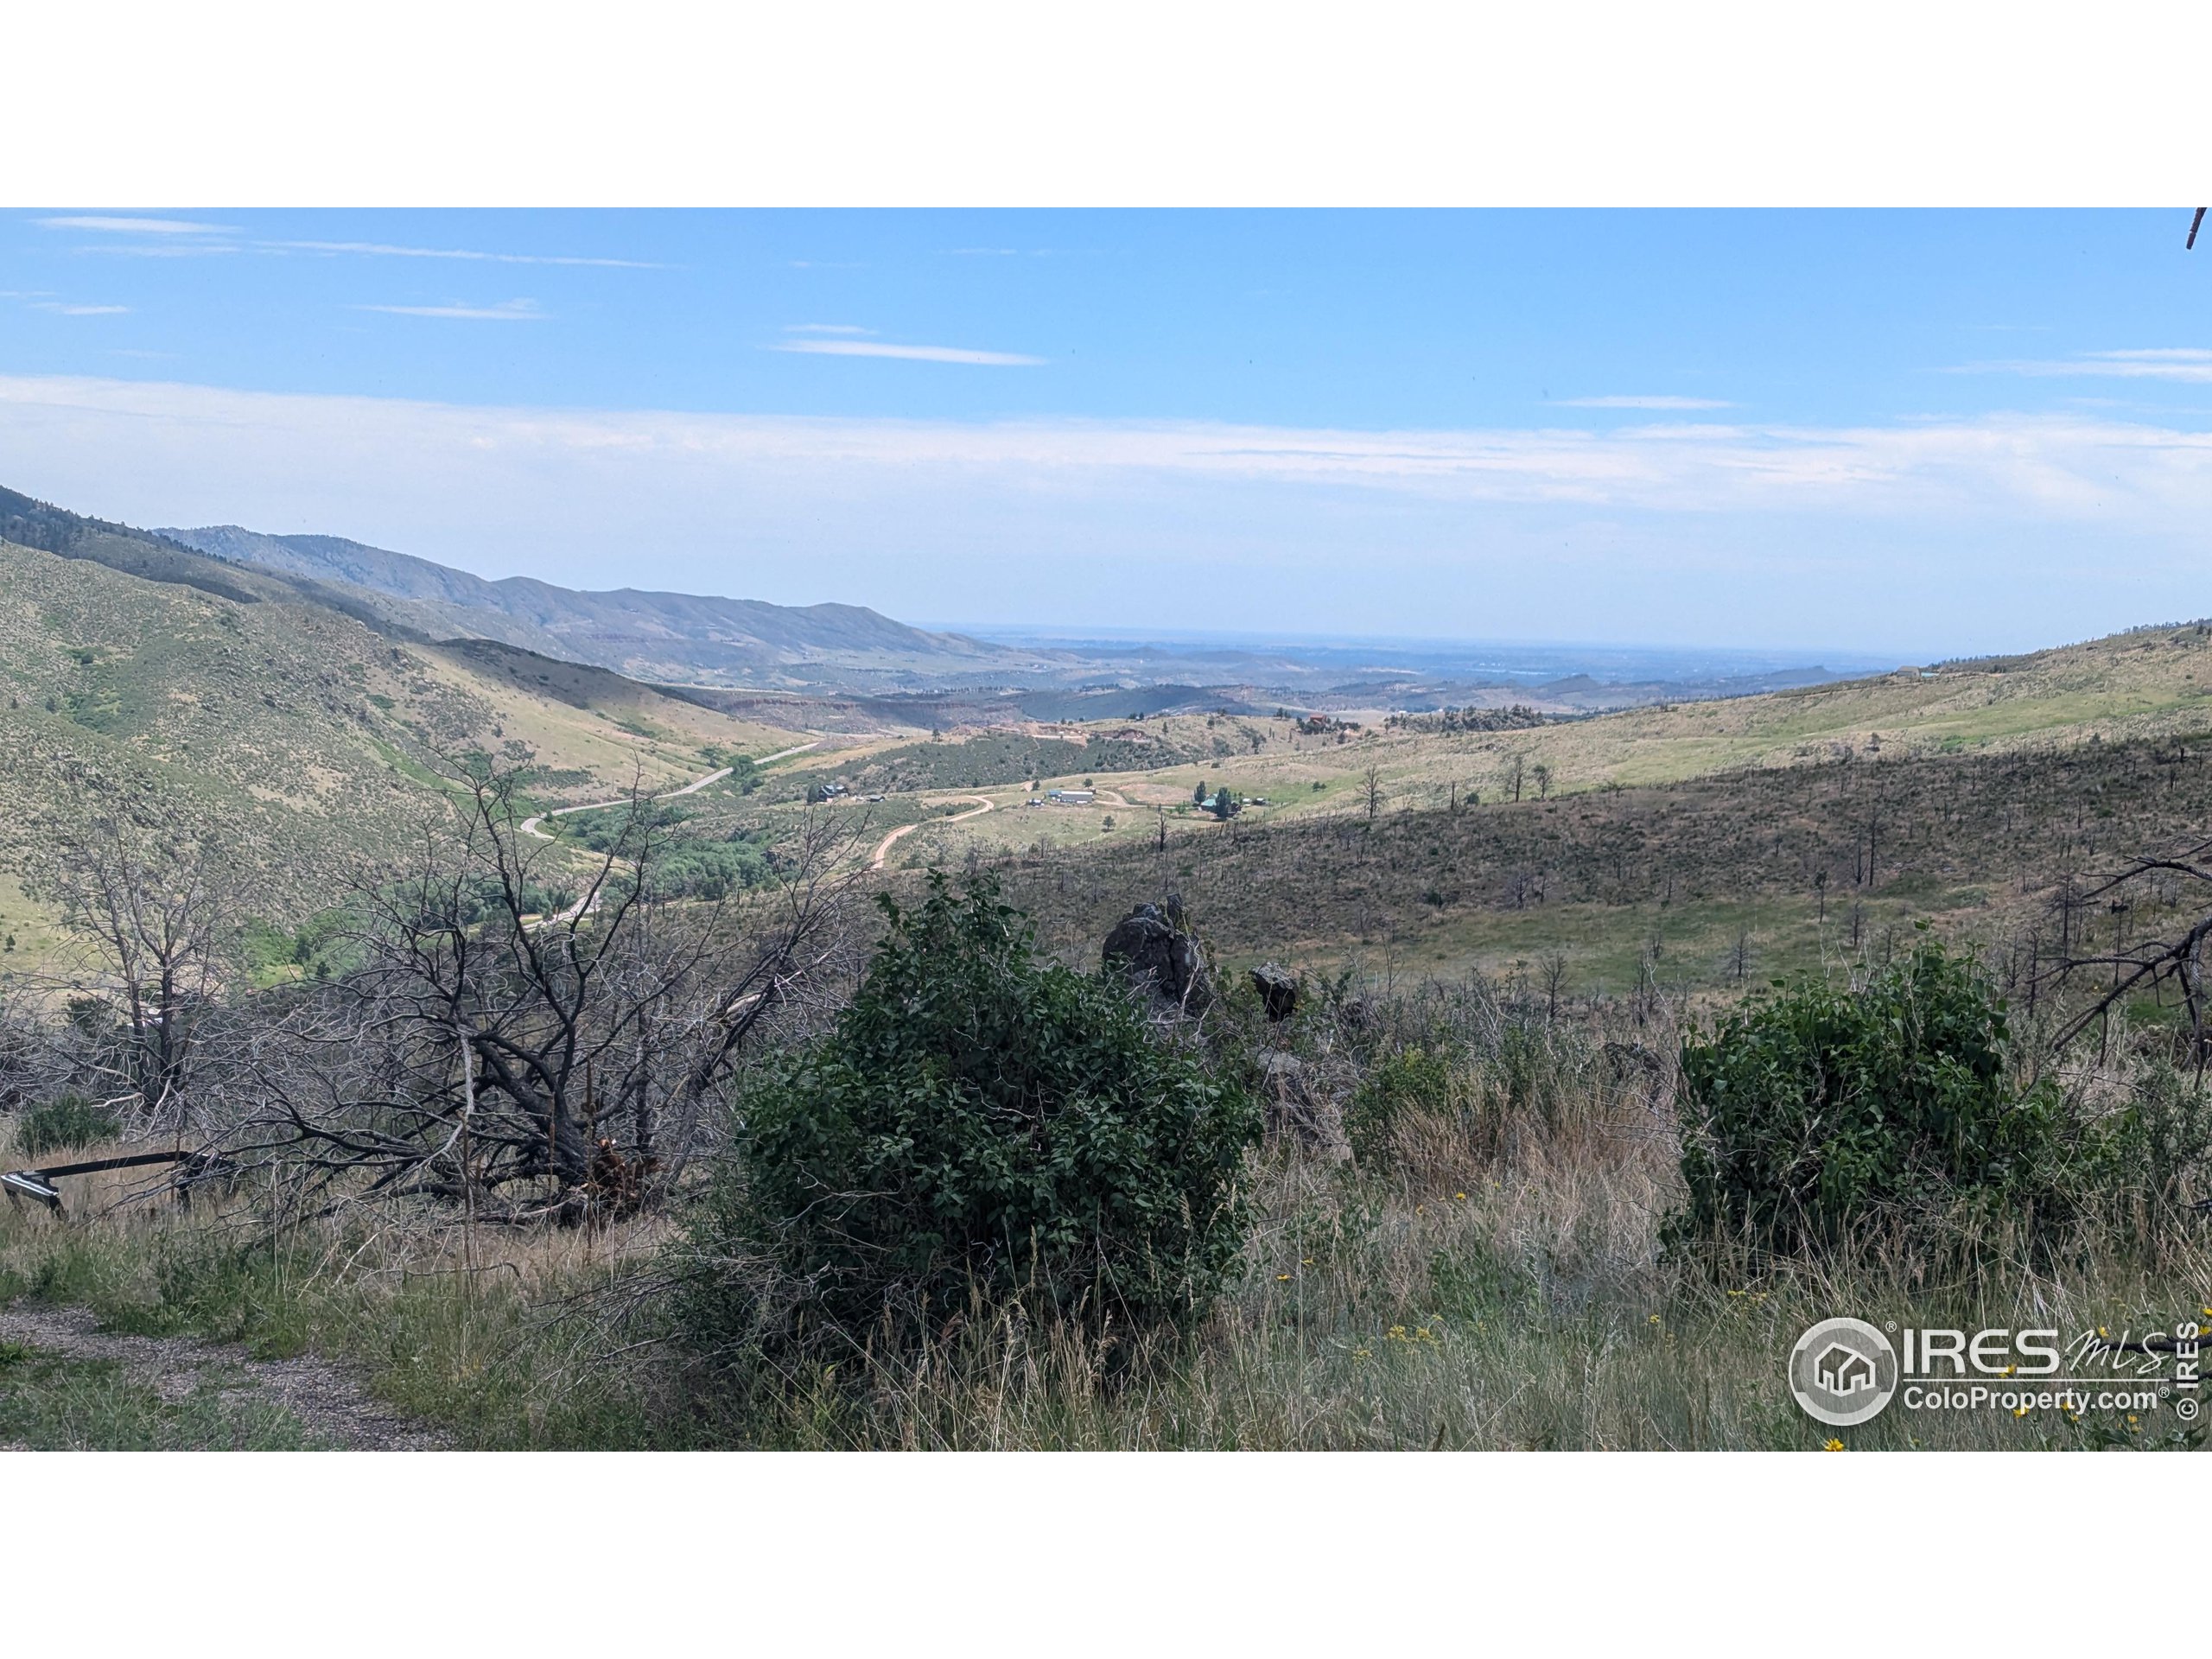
[159,523,1032,690]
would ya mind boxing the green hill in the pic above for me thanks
[0,488,814,944]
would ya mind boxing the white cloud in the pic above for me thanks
[272,240,659,268]
[31,302,130,315]
[36,214,232,234]
[356,299,547,321]
[1956,347,2212,383]
[773,339,1046,366]
[2,372,2206,653]
[1556,394,1734,410]
[7,371,2211,517]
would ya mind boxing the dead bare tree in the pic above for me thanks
[32,810,231,1134]
[226,771,864,1220]
[1538,952,1568,1022]
[2040,834,2212,1065]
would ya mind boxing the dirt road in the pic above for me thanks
[870,796,993,871]
[0,1302,449,1451]
[519,741,821,840]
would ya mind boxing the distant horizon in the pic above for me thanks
[125,499,1917,667]
[7,209,2212,660]
[933,620,1909,672]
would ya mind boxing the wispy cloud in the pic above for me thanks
[356,299,547,322]
[39,216,655,268]
[3,373,2202,652]
[37,215,232,235]
[1954,347,2212,384]
[785,323,874,336]
[274,240,659,269]
[31,301,130,315]
[774,339,1046,366]
[1556,394,1733,410]
[8,372,2206,524]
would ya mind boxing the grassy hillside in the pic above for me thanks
[0,532,810,935]
[764,619,2212,994]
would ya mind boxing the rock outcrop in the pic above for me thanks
[1249,963,1299,1022]
[1102,895,1212,1015]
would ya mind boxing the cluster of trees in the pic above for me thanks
[1193,781,1242,820]
[1383,704,1552,734]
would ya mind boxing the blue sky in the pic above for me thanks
[3,209,2210,658]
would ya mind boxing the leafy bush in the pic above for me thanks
[1668,938,2088,1255]
[2098,1053,2212,1215]
[683,874,1262,1357]
[14,1094,121,1160]
[1344,1047,1451,1166]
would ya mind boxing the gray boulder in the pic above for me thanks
[1249,963,1299,1022]
[1102,896,1212,1015]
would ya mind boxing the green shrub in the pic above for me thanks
[683,874,1262,1357]
[1667,938,2088,1256]
[1344,1047,1451,1166]
[15,1094,121,1160]
[2098,1053,2212,1215]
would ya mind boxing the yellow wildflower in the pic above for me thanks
[1823,1439,1845,1452]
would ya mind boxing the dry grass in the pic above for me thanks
[3,1025,2204,1451]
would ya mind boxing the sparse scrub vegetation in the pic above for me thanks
[7,484,2212,1452]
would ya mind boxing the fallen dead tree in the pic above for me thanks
[220,771,864,1223]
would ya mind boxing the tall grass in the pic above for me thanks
[3,992,2204,1450]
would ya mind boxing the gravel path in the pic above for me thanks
[519,741,823,840]
[869,795,994,870]
[0,1302,450,1451]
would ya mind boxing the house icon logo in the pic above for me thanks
[1815,1343,1877,1396]
[1789,1318,1898,1427]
